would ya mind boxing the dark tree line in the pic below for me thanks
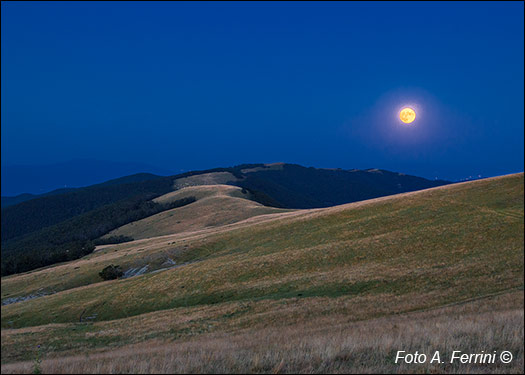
[1,176,177,243]
[1,197,195,276]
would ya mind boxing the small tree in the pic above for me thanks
[99,265,123,280]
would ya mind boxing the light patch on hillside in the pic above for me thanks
[241,163,285,173]
[173,172,238,189]
[154,184,245,204]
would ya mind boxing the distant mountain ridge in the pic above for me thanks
[1,163,450,276]
[1,173,161,208]
[1,159,175,197]
[2,190,74,208]
[236,164,449,208]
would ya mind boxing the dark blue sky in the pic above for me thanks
[2,1,523,183]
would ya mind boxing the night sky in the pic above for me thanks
[2,1,523,185]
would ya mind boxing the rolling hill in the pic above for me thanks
[103,185,290,240]
[1,163,449,276]
[1,173,522,373]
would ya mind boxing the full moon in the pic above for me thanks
[399,107,416,124]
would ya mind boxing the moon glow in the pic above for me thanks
[399,107,416,124]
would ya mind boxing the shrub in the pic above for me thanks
[99,265,123,280]
[32,345,42,374]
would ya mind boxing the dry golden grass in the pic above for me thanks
[1,291,522,374]
[1,173,523,373]
[104,184,288,240]
[153,184,246,203]
[173,171,239,189]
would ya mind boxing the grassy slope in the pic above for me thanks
[2,292,522,373]
[2,173,522,326]
[1,173,523,370]
[103,184,287,240]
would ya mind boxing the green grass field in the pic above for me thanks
[1,173,523,373]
